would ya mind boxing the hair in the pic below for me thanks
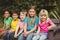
[3,8,11,18]
[4,8,11,14]
[28,6,36,26]
[12,10,18,15]
[4,9,9,12]
[39,9,50,22]
[20,10,27,16]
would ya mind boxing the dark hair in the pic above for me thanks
[4,8,10,14]
[12,10,18,15]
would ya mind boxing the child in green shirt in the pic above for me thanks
[0,9,12,36]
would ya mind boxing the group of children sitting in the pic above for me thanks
[0,6,56,40]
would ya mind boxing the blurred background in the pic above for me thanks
[0,0,60,24]
[0,0,60,40]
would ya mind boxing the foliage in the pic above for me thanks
[0,0,60,22]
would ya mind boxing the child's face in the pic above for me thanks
[20,13,26,21]
[4,11,10,18]
[40,13,47,22]
[12,13,18,20]
[29,9,36,17]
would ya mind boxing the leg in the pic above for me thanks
[18,33,24,40]
[32,34,40,40]
[3,33,9,40]
[9,32,15,40]
[26,33,34,40]
[39,33,48,40]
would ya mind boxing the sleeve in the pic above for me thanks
[24,17,28,24]
[48,20,52,26]
[35,17,39,25]
[9,17,12,22]
[8,17,12,24]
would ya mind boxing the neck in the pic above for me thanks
[41,20,46,23]
[14,18,18,21]
[20,20,24,22]
[6,17,9,20]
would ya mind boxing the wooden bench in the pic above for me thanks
[46,19,60,40]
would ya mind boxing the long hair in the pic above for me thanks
[28,6,36,26]
[39,9,50,22]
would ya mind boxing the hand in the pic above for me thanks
[34,33,39,36]
[24,31,30,37]
[14,35,18,38]
[48,27,52,30]
[8,30,13,33]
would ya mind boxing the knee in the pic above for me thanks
[32,35,40,40]
[3,33,8,38]
[32,37,36,40]
[18,33,24,40]
[9,33,12,37]
[40,36,47,40]
[9,33,14,38]
[26,35,33,40]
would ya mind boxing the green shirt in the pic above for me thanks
[4,17,12,29]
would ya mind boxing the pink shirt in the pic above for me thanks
[18,20,24,30]
[38,20,52,33]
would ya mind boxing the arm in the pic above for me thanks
[0,23,6,31]
[48,19,56,30]
[36,26,40,34]
[17,29,23,36]
[3,23,6,28]
[14,25,20,36]
[24,24,27,33]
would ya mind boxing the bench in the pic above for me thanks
[46,19,60,40]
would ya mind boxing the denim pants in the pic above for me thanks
[3,32,15,40]
[32,32,48,40]
[9,32,15,40]
[18,33,34,40]
[3,32,10,40]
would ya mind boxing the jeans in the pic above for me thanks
[32,32,48,40]
[9,32,16,40]
[3,32,15,40]
[3,32,10,40]
[18,33,34,40]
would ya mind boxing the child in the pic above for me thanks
[14,10,27,38]
[18,6,39,40]
[3,11,19,40]
[32,9,56,40]
[0,9,12,36]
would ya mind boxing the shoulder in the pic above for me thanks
[25,17,28,19]
[25,17,28,21]
[35,16,39,21]
[47,19,52,24]
[8,17,12,20]
[9,17,12,19]
[18,18,20,21]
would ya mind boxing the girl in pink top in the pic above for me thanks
[32,9,56,40]
[14,10,27,38]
